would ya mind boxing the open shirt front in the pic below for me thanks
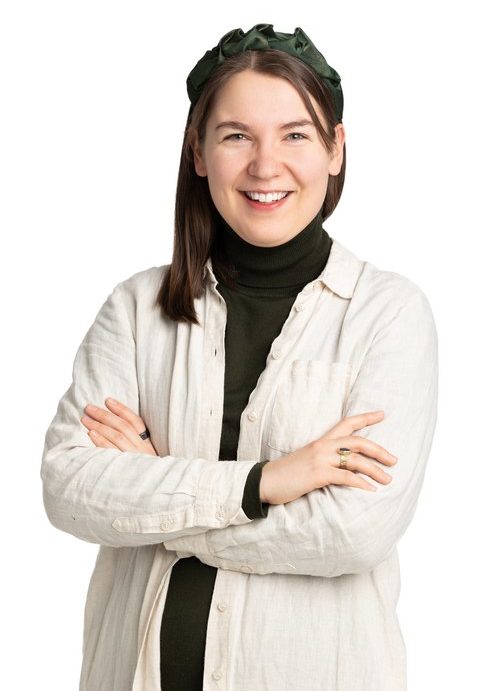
[41,237,438,691]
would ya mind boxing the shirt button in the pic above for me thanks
[294,303,304,311]
[217,602,227,612]
[160,517,174,531]
[271,349,281,359]
[247,411,258,422]
[241,565,253,572]
[212,670,222,680]
[215,507,225,520]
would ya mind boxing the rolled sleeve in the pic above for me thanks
[241,460,270,519]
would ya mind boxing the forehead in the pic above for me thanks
[208,70,319,122]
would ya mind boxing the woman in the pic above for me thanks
[41,24,438,691]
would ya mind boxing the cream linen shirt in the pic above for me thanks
[41,236,438,691]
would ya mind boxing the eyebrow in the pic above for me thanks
[215,119,315,132]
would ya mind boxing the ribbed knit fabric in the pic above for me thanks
[159,208,333,689]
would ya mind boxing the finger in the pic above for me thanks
[82,405,145,448]
[87,429,118,449]
[82,416,138,452]
[104,398,149,437]
[104,399,156,452]
[335,452,392,485]
[84,418,157,456]
[334,410,385,435]
[336,435,397,466]
[327,467,378,492]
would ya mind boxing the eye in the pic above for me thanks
[224,133,248,141]
[224,132,308,142]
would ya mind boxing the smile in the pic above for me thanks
[240,190,292,209]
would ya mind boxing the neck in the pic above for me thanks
[212,209,333,293]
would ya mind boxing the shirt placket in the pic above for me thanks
[201,277,324,690]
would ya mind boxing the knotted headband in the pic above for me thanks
[186,23,344,123]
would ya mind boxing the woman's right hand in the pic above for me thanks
[259,410,398,505]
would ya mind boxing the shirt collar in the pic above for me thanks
[204,236,363,299]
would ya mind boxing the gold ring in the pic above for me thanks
[337,447,351,470]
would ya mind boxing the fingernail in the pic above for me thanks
[106,398,117,405]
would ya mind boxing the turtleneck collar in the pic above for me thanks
[213,208,333,292]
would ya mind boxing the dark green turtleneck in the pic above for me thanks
[159,207,333,690]
[214,208,333,468]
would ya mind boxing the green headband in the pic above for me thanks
[186,23,344,123]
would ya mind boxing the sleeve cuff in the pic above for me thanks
[241,460,270,519]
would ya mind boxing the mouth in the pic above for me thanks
[240,190,293,210]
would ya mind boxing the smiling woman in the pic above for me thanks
[41,22,438,691]
[156,29,346,320]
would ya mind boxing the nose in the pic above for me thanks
[247,141,284,180]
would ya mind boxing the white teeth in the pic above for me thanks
[244,191,289,203]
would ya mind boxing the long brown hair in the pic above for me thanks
[155,48,346,324]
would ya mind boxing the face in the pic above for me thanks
[192,69,345,247]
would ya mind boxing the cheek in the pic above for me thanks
[302,150,330,178]
[296,157,330,197]
[207,154,239,189]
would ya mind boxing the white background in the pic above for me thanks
[1,1,487,689]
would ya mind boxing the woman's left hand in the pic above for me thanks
[80,398,158,456]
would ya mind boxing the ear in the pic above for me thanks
[190,132,207,177]
[328,123,345,176]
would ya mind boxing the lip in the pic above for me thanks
[240,190,292,211]
[241,190,292,194]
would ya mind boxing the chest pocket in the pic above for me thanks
[266,360,353,454]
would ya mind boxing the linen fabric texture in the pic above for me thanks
[41,236,438,691]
